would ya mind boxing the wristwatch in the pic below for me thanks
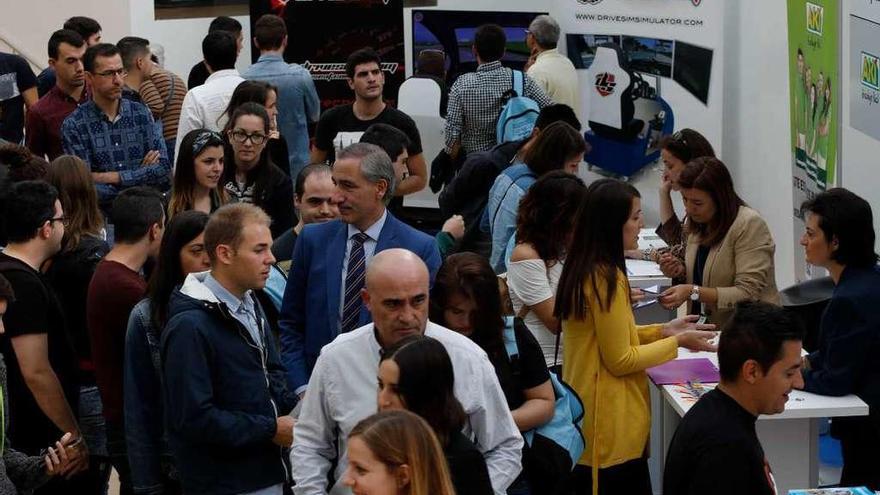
[690,285,701,301]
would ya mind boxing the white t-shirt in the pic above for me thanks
[507,258,564,367]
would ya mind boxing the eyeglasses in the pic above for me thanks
[93,68,128,79]
[47,216,69,227]
[229,130,268,146]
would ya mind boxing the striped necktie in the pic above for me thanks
[341,232,370,333]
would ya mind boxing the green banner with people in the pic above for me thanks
[788,0,838,281]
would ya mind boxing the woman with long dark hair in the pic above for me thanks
[640,129,716,280]
[44,155,112,491]
[378,335,492,495]
[486,121,587,272]
[507,171,585,368]
[221,80,290,176]
[124,211,211,495]
[167,129,227,218]
[222,102,294,238]
[554,178,716,495]
[658,158,779,327]
[431,252,554,494]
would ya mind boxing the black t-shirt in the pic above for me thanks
[663,388,777,495]
[0,253,79,454]
[692,244,711,315]
[0,53,37,143]
[314,104,424,164]
[491,318,551,411]
[187,61,210,90]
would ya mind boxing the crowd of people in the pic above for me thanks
[0,10,877,495]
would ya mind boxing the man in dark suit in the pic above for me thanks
[278,142,441,396]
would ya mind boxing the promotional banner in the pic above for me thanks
[251,0,405,111]
[849,1,880,142]
[787,0,838,281]
[549,0,725,156]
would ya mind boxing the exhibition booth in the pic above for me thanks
[3,0,879,493]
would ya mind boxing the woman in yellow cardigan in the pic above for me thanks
[554,179,717,495]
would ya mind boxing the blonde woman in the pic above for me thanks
[344,410,456,495]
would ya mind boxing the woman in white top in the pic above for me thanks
[507,171,587,368]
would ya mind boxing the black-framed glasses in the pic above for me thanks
[94,68,127,79]
[47,216,69,227]
[229,130,268,145]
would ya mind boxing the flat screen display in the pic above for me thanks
[673,41,714,104]
[413,10,545,85]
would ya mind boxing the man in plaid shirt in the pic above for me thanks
[444,24,553,159]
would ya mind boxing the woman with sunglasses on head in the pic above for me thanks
[377,335,493,495]
[658,158,779,328]
[222,80,291,177]
[124,210,211,495]
[797,188,880,490]
[631,129,715,280]
[222,102,294,238]
[555,178,716,495]
[168,129,228,219]
[343,410,457,495]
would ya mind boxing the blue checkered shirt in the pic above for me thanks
[62,98,171,204]
[444,61,553,155]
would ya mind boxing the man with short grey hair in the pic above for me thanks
[277,142,441,396]
[526,15,581,125]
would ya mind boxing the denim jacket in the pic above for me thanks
[124,299,175,495]
[243,54,320,177]
[484,163,536,273]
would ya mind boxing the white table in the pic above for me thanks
[648,350,869,494]
[627,259,675,327]
[638,227,669,252]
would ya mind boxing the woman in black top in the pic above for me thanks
[221,80,290,176]
[378,335,492,495]
[799,188,880,490]
[430,252,554,494]
[222,102,294,238]
[44,155,112,492]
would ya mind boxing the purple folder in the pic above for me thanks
[647,358,720,385]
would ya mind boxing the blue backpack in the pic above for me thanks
[502,318,586,479]
[496,70,540,144]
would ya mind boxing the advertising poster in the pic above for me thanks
[787,0,838,281]
[849,2,880,142]
[253,0,405,111]
[549,0,725,155]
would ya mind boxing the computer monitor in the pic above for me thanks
[621,36,673,77]
[673,41,714,104]
[413,10,545,84]
[565,34,622,69]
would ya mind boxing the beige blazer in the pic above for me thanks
[685,206,780,328]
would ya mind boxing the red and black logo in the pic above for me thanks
[595,73,617,97]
